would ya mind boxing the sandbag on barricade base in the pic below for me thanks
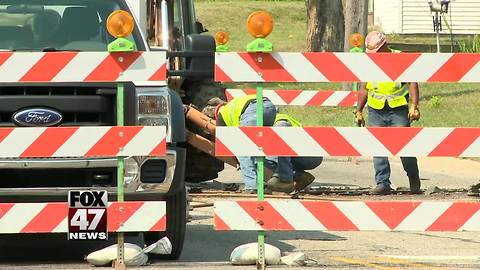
[87,243,148,267]
[230,242,281,265]
[281,252,307,266]
[143,236,173,255]
[86,237,172,266]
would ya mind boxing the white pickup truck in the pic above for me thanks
[0,0,223,259]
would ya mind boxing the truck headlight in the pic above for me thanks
[136,87,172,141]
[139,95,168,114]
[124,158,139,185]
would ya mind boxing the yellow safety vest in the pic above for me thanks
[274,114,302,127]
[218,95,257,126]
[366,82,409,110]
[367,49,409,110]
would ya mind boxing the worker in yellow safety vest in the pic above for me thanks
[213,95,277,193]
[265,113,323,193]
[355,31,421,195]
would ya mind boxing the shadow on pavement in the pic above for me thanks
[0,225,345,264]
[179,224,345,262]
[0,233,143,262]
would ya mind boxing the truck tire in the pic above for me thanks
[183,80,227,183]
[144,185,187,260]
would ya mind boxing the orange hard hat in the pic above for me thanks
[365,31,387,53]
[246,11,273,38]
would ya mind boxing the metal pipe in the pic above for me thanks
[189,192,358,201]
[185,105,217,135]
[191,202,214,208]
[186,130,239,168]
[160,0,169,50]
[183,105,274,179]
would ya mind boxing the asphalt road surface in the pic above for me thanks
[1,157,480,269]
[1,213,480,269]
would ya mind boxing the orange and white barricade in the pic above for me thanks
[222,52,480,107]
[214,52,480,268]
[0,52,166,82]
[0,201,166,234]
[0,51,168,268]
[0,126,166,158]
[215,200,480,231]
[216,127,480,157]
[225,89,358,107]
[215,52,480,83]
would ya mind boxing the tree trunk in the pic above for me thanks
[306,0,345,52]
[344,0,369,52]
[343,0,368,90]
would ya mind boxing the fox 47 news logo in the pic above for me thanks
[68,190,108,240]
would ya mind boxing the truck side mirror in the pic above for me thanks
[184,34,215,79]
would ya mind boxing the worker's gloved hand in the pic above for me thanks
[408,105,420,122]
[354,111,365,127]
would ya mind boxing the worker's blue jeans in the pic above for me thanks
[265,120,323,181]
[266,156,323,182]
[238,100,276,190]
[368,105,420,187]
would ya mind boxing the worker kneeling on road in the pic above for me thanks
[214,95,276,193]
[265,113,323,193]
[355,31,421,195]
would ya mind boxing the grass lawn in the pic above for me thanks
[195,0,307,52]
[196,1,480,127]
[281,83,480,127]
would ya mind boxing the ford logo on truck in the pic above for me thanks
[13,108,63,127]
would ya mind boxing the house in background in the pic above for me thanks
[370,0,480,34]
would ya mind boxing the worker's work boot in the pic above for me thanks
[264,167,274,181]
[409,177,422,194]
[371,183,392,195]
[293,172,315,191]
[267,175,295,193]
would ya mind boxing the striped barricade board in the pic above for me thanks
[225,89,357,107]
[0,52,166,83]
[215,52,480,83]
[0,126,166,158]
[215,127,480,157]
[0,202,166,233]
[214,200,480,231]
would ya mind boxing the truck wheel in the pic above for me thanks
[183,80,227,183]
[144,185,187,260]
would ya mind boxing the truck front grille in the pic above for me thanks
[0,168,117,188]
[0,86,116,126]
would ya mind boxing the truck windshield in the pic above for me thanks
[0,0,143,51]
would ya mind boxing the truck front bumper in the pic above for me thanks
[0,145,186,203]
